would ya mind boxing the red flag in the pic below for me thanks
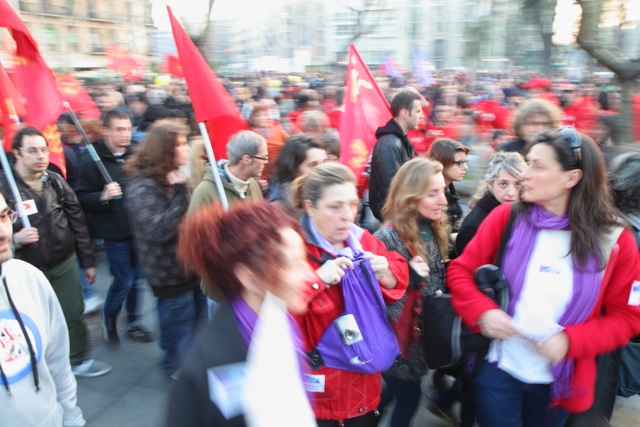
[167,6,247,159]
[0,0,66,176]
[0,61,26,151]
[54,73,101,119]
[339,44,392,178]
[165,54,184,78]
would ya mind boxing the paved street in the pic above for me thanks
[76,251,640,426]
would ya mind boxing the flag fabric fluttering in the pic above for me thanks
[0,61,26,151]
[339,44,392,179]
[167,6,247,159]
[54,73,101,120]
[164,54,184,79]
[0,0,66,175]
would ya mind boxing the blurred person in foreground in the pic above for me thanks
[448,128,640,426]
[0,193,85,427]
[124,122,207,378]
[292,163,409,426]
[166,202,316,426]
[373,158,450,427]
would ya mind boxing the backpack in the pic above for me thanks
[309,256,400,374]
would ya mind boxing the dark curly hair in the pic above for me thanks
[609,152,640,215]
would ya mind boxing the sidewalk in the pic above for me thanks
[75,252,640,426]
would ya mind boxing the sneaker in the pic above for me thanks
[72,359,112,378]
[83,295,103,315]
[127,326,155,343]
[102,319,120,347]
[427,401,460,427]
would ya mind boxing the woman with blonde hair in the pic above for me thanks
[373,158,450,427]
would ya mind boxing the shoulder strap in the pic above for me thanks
[47,172,66,205]
[495,203,517,267]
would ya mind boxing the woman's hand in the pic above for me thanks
[478,309,521,340]
[409,255,430,278]
[316,257,354,286]
[536,332,569,365]
[365,251,397,289]
[167,170,187,185]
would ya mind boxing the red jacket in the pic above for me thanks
[295,229,409,421]
[448,203,640,412]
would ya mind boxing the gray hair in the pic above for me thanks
[226,130,265,165]
[609,152,640,215]
[469,151,527,208]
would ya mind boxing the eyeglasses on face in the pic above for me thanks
[558,126,582,165]
[249,155,269,162]
[0,209,18,224]
[19,147,50,155]
[453,159,469,167]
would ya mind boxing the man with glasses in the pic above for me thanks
[188,130,266,216]
[0,127,111,378]
[76,109,154,348]
[0,193,86,426]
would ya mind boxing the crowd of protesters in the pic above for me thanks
[2,66,640,427]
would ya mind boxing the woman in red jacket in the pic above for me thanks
[291,163,409,426]
[448,128,640,426]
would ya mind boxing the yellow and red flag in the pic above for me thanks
[54,72,101,120]
[339,44,392,179]
[0,0,66,176]
[164,54,184,79]
[167,6,247,159]
[0,61,26,151]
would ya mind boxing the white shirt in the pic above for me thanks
[488,229,574,384]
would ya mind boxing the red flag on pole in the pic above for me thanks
[339,44,392,179]
[167,6,247,159]
[0,0,66,176]
[54,72,101,120]
[0,61,26,151]
[165,54,184,79]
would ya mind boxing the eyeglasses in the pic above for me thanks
[453,159,469,167]
[558,126,582,165]
[0,210,18,224]
[249,155,269,162]
[19,147,50,155]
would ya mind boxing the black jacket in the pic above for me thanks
[125,177,197,298]
[455,192,501,257]
[167,304,248,427]
[0,170,96,270]
[498,137,527,156]
[446,183,464,234]
[369,119,415,221]
[76,140,134,241]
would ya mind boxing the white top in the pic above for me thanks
[0,259,85,427]
[488,229,574,384]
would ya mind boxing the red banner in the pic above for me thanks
[164,54,184,78]
[54,73,101,119]
[339,44,392,178]
[0,0,66,175]
[167,6,247,159]
[0,61,26,151]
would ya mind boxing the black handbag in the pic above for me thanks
[618,337,640,398]
[422,206,515,370]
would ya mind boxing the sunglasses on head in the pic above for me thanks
[558,126,582,166]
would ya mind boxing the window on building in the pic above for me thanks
[41,28,57,52]
[67,26,78,51]
[434,39,446,59]
[90,29,104,53]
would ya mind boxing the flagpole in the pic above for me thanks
[198,122,229,211]
[0,147,30,227]
[61,101,114,186]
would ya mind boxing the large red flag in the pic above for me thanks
[54,72,101,119]
[164,54,184,79]
[0,0,66,175]
[339,44,392,178]
[167,6,247,159]
[0,61,26,151]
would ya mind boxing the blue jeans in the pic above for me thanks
[381,375,422,427]
[157,287,207,375]
[77,258,95,299]
[103,240,141,329]
[474,363,570,427]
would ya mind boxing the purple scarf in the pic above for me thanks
[229,297,309,381]
[501,205,601,403]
